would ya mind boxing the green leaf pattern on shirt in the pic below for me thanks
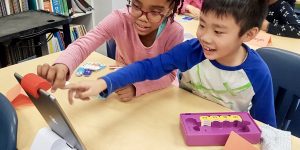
[188,64,252,108]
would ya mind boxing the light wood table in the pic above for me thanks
[1,52,300,150]
[175,15,300,54]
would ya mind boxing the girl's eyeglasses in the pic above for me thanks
[126,4,166,23]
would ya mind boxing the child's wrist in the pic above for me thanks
[97,79,108,90]
[97,78,109,99]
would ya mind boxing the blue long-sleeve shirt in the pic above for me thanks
[102,39,277,127]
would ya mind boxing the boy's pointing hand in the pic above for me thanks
[64,79,107,105]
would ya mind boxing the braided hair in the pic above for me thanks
[127,0,184,23]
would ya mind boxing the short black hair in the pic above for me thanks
[202,0,268,36]
[127,0,184,23]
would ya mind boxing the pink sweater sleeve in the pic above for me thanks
[55,11,122,75]
[133,25,184,96]
[181,0,203,13]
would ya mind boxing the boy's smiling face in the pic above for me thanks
[196,12,257,66]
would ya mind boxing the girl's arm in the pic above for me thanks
[55,10,123,74]
[267,1,300,38]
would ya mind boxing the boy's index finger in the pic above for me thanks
[68,89,74,105]
[63,82,80,90]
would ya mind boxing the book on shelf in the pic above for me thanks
[0,0,6,16]
[0,23,87,67]
[71,0,92,13]
[0,0,91,68]
[43,0,51,12]
[0,38,37,66]
[0,24,87,67]
[46,24,86,54]
[0,0,93,17]
[0,1,3,17]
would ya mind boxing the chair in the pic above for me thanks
[106,39,116,59]
[257,47,300,137]
[295,0,300,17]
[0,93,18,150]
[295,8,300,17]
[284,0,296,8]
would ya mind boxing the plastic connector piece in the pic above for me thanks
[83,69,92,77]
[75,67,85,77]
[21,73,51,99]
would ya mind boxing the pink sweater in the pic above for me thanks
[55,9,184,96]
[181,0,203,13]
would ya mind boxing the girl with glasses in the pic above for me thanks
[37,0,184,101]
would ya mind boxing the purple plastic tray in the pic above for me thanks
[180,112,261,146]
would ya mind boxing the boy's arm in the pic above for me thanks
[55,10,123,75]
[250,71,277,127]
[101,39,203,97]
[267,2,300,38]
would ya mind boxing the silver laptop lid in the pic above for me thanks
[14,73,85,150]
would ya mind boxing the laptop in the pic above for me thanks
[14,73,85,150]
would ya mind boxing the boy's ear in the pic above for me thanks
[241,27,259,42]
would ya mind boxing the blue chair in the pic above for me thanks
[0,93,18,150]
[295,8,300,17]
[257,47,300,137]
[106,39,116,59]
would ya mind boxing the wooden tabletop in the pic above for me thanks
[175,15,300,54]
[1,52,300,150]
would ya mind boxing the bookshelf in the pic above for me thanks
[71,11,92,19]
[0,11,71,43]
[0,0,128,68]
[0,10,72,67]
[0,0,94,68]
[70,0,94,30]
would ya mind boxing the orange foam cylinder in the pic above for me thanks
[21,73,51,99]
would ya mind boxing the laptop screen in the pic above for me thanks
[14,73,85,150]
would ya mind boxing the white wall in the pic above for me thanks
[92,0,111,55]
[89,0,129,55]
[112,0,128,10]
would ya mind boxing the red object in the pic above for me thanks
[11,94,33,108]
[20,73,51,99]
